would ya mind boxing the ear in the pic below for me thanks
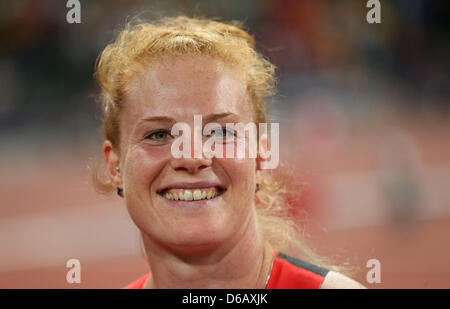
[103,140,122,187]
[256,133,269,171]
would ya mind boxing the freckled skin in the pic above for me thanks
[117,55,258,253]
[104,54,365,289]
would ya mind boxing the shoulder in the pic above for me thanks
[276,252,329,277]
[267,252,330,289]
[320,271,366,289]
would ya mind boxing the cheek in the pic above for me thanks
[123,146,169,191]
[219,158,256,194]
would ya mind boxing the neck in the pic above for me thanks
[141,209,273,289]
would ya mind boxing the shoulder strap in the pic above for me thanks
[277,252,329,277]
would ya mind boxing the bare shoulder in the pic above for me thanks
[320,271,367,289]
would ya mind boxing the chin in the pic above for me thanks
[165,218,234,248]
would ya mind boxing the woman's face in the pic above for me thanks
[112,55,258,250]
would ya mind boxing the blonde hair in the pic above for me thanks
[93,15,346,273]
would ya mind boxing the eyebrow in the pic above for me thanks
[139,116,176,124]
[138,113,238,124]
[203,112,238,122]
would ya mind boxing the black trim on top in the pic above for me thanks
[277,252,330,277]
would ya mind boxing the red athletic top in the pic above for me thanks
[124,251,329,289]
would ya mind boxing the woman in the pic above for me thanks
[94,16,365,289]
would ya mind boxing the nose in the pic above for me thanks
[169,119,214,173]
[170,156,212,174]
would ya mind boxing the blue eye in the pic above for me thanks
[211,128,235,138]
[145,130,172,141]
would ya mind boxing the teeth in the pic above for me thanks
[183,190,193,201]
[193,189,202,200]
[162,188,223,201]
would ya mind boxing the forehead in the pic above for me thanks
[123,55,253,122]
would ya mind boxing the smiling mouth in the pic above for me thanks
[158,187,226,201]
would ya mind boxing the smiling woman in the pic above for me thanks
[92,16,365,289]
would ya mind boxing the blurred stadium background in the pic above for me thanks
[0,0,449,288]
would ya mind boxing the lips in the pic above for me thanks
[157,182,226,201]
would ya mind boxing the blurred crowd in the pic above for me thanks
[0,0,448,139]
